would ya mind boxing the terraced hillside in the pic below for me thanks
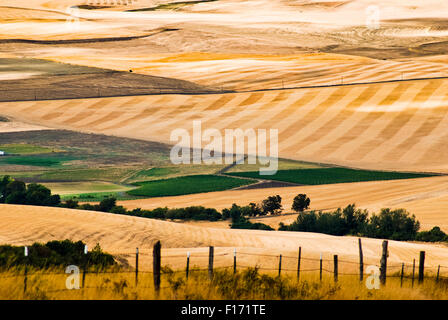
[2,78,448,172]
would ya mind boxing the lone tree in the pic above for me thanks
[262,195,283,215]
[291,194,311,213]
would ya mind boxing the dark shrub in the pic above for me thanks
[416,227,448,242]
[291,194,310,213]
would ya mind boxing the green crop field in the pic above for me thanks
[0,144,56,155]
[127,174,255,197]
[0,155,79,167]
[227,168,436,185]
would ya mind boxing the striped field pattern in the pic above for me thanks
[132,54,448,91]
[2,78,448,173]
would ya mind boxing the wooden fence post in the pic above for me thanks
[418,251,425,284]
[186,252,190,279]
[233,248,237,275]
[82,244,88,288]
[380,240,388,285]
[436,265,440,283]
[23,246,28,294]
[319,253,323,281]
[297,247,301,281]
[358,238,364,281]
[412,259,415,288]
[153,241,161,292]
[208,246,214,281]
[278,254,282,277]
[400,263,404,288]
[135,247,139,287]
[334,255,338,283]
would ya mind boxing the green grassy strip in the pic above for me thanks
[0,144,55,155]
[0,155,79,167]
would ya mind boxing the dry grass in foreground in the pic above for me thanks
[2,267,448,300]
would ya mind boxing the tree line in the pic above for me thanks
[2,176,447,243]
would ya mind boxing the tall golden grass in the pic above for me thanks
[2,266,448,300]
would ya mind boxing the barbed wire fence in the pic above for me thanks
[3,238,448,295]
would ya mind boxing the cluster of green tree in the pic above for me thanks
[0,240,115,269]
[62,197,222,221]
[222,204,274,230]
[0,176,60,206]
[220,194,311,231]
[279,203,448,242]
[222,193,310,218]
[415,226,448,242]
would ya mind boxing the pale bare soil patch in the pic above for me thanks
[0,119,50,132]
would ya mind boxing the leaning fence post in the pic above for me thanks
[135,247,139,287]
[23,246,28,293]
[278,254,282,277]
[233,248,237,275]
[358,238,364,281]
[186,252,190,280]
[153,241,161,292]
[208,246,214,280]
[418,251,425,284]
[297,247,301,281]
[436,265,440,283]
[334,255,338,283]
[319,253,323,281]
[400,263,404,288]
[380,240,388,285]
[82,244,88,288]
[412,259,416,288]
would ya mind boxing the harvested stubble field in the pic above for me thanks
[1,203,448,274]
[3,79,448,173]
